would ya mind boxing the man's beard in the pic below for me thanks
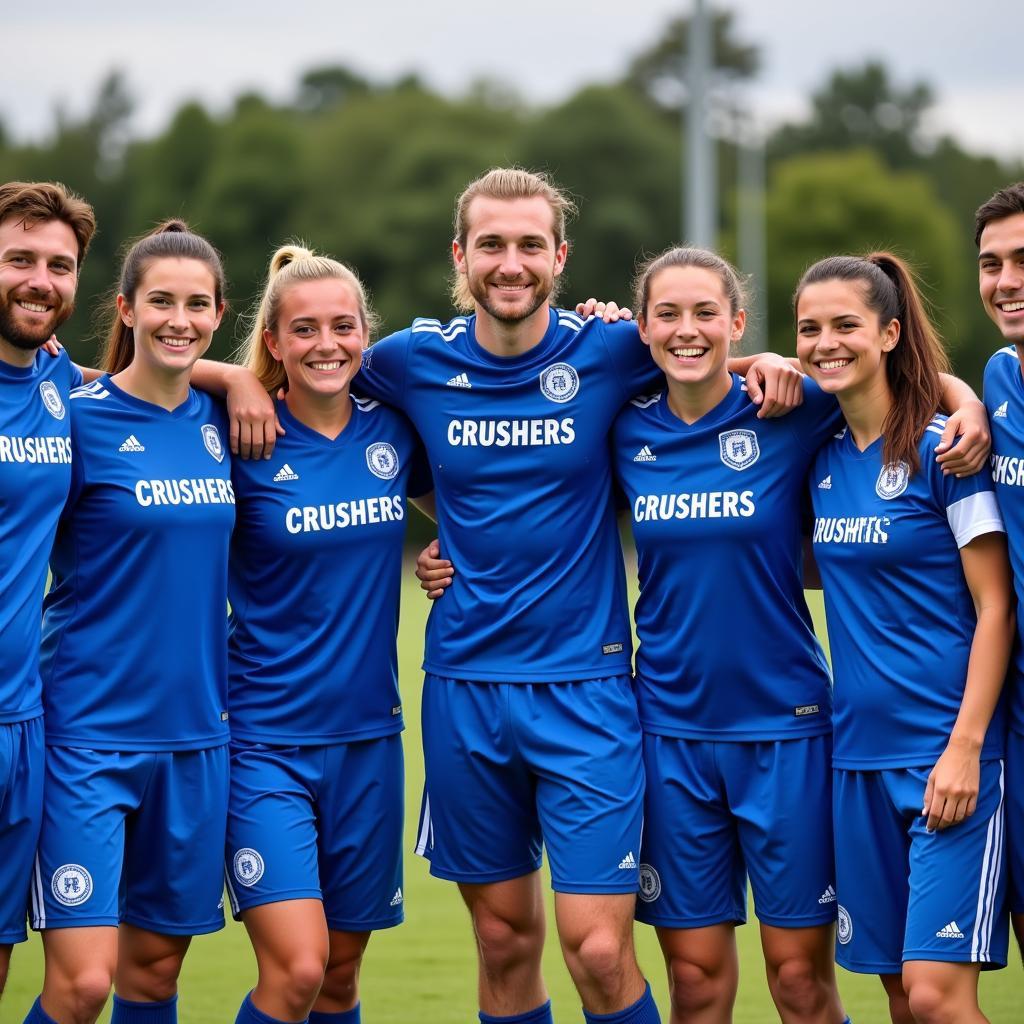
[0,292,74,351]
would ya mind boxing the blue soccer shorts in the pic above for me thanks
[30,745,228,935]
[636,732,836,929]
[0,717,44,944]
[833,760,1007,973]
[225,735,404,932]
[415,675,644,893]
[1007,730,1024,916]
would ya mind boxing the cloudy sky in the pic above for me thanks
[5,1,1021,160]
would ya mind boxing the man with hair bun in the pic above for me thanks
[975,181,1024,960]
[0,180,94,998]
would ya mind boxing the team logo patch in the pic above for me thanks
[366,441,399,480]
[39,380,66,420]
[719,429,759,471]
[52,864,92,906]
[875,461,909,500]
[202,423,225,463]
[539,362,579,403]
[233,848,265,887]
[837,904,853,945]
[638,864,661,903]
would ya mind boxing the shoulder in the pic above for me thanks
[984,345,1018,386]
[408,315,471,346]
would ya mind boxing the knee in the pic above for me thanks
[318,948,361,1006]
[472,906,543,975]
[122,952,184,1002]
[666,956,731,1015]
[277,951,329,1007]
[563,928,629,994]
[65,965,116,1020]
[905,979,955,1024]
[769,956,827,1015]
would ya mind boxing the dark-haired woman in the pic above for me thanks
[24,221,234,1024]
[798,253,1013,1024]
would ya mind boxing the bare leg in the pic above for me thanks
[39,927,118,1024]
[656,924,737,1024]
[760,922,846,1023]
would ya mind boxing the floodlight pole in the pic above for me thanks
[737,112,766,349]
[685,0,716,247]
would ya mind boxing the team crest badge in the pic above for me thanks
[39,380,66,420]
[539,362,579,403]
[638,864,661,903]
[52,864,92,906]
[719,429,759,471]
[875,461,909,500]
[232,848,265,887]
[366,442,399,480]
[201,423,224,463]
[837,905,853,945]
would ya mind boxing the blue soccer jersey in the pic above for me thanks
[227,396,430,743]
[41,376,235,750]
[0,349,80,723]
[613,375,839,739]
[357,309,660,683]
[984,345,1024,737]
[811,417,1006,768]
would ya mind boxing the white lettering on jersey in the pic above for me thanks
[447,418,575,447]
[285,495,405,534]
[0,434,72,464]
[991,453,1024,487]
[812,516,890,544]
[632,490,755,522]
[135,478,236,507]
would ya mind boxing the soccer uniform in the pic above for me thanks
[33,376,234,934]
[224,397,429,930]
[984,346,1024,917]
[358,309,659,891]
[613,376,841,928]
[0,349,79,944]
[812,417,1008,972]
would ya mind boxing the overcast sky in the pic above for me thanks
[5,1,1022,161]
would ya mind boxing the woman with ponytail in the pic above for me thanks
[25,221,234,1024]
[225,244,431,1024]
[797,253,1013,1023]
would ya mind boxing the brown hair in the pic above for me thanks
[101,219,226,374]
[634,246,748,320]
[0,180,96,263]
[451,167,576,311]
[974,182,1024,247]
[794,252,949,475]
[239,243,379,395]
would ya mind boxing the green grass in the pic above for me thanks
[4,567,1021,1021]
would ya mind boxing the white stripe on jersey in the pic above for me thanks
[412,317,468,343]
[70,380,109,401]
[31,853,45,930]
[946,491,1005,548]
[971,761,1004,962]
[997,345,1017,359]
[925,425,945,437]
[353,395,381,413]
[557,310,584,332]
[629,393,662,410]
[414,794,432,856]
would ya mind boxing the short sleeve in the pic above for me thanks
[598,320,662,402]
[355,330,411,409]
[782,378,844,454]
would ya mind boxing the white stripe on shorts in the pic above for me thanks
[971,760,1005,962]
[224,868,240,917]
[31,853,45,930]
[415,794,432,857]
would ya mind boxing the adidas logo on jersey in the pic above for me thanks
[273,464,300,482]
[618,851,637,870]
[994,401,1008,419]
[818,885,836,905]
[633,445,656,463]
[817,475,832,490]
[118,434,145,453]
[390,888,403,906]
[446,372,472,389]
[936,921,965,939]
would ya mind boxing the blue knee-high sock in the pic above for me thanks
[582,982,660,1024]
[480,1001,554,1024]
[235,991,308,1024]
[23,997,59,1024]
[309,1007,361,1024]
[110,993,178,1024]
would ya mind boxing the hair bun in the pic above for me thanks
[153,218,190,236]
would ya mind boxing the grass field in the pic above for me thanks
[4,562,1021,1022]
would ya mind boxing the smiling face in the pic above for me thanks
[796,278,899,398]
[0,216,78,364]
[264,277,366,401]
[638,265,745,391]
[453,195,567,325]
[978,212,1024,346]
[116,257,223,381]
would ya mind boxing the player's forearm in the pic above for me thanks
[191,358,244,397]
[950,601,1014,750]
[727,353,801,376]
[937,373,983,416]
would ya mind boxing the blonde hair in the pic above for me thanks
[239,243,379,394]
[451,167,576,312]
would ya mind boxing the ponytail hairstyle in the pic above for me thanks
[239,243,380,395]
[101,219,226,374]
[794,252,950,475]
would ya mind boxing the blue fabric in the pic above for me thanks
[479,1000,553,1024]
[309,1006,360,1024]
[582,982,660,1024]
[23,996,59,1024]
[110,993,178,1024]
[235,992,306,1024]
